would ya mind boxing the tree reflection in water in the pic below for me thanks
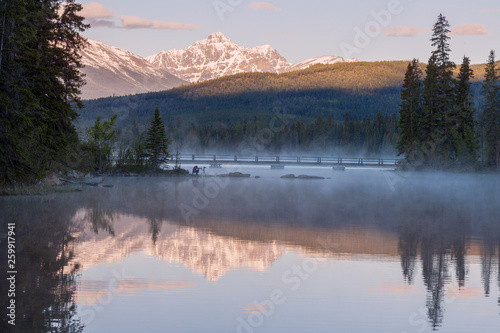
[398,211,500,330]
[0,195,85,332]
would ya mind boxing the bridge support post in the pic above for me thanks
[213,155,216,162]
[234,156,237,162]
[192,155,195,161]
[255,156,258,162]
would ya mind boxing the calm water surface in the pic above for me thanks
[1,167,499,332]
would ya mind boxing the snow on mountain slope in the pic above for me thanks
[146,32,291,82]
[291,56,359,71]
[79,38,187,99]
[78,35,359,99]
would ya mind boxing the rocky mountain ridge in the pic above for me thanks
[79,38,187,99]
[79,33,358,99]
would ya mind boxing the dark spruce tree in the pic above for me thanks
[481,51,500,169]
[146,107,171,171]
[397,59,424,165]
[453,56,477,167]
[422,54,440,166]
[426,14,456,166]
[0,0,88,185]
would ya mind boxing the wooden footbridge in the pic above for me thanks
[178,154,400,168]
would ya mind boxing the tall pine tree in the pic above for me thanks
[482,50,500,169]
[145,107,171,171]
[0,0,88,184]
[422,54,441,166]
[424,14,456,166]
[397,59,424,164]
[453,56,477,166]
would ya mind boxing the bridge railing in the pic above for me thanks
[178,154,400,166]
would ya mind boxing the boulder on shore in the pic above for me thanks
[44,174,62,186]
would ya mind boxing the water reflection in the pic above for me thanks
[1,172,499,332]
[0,196,84,332]
[85,197,115,236]
[397,200,500,330]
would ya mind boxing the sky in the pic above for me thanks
[79,0,500,65]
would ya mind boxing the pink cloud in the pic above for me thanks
[81,2,116,19]
[120,16,202,30]
[381,25,426,37]
[451,24,489,36]
[249,2,277,11]
[479,8,500,13]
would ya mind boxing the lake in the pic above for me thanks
[1,166,499,332]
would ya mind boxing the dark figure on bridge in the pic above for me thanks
[192,166,200,174]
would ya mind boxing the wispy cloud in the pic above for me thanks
[451,24,489,36]
[249,2,277,11]
[88,20,117,28]
[78,2,202,30]
[120,16,202,30]
[379,25,426,37]
[479,8,500,13]
[81,2,116,19]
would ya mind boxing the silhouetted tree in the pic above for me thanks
[482,51,500,169]
[145,107,171,171]
[0,0,88,184]
[397,59,424,163]
[453,56,477,166]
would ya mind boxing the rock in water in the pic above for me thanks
[280,174,296,179]
[297,175,325,179]
[228,172,251,177]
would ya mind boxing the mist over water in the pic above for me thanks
[1,168,499,332]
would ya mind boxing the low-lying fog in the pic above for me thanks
[7,167,497,235]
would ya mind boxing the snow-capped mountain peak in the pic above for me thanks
[291,55,359,71]
[78,34,359,100]
[146,32,291,82]
[79,38,186,99]
[205,31,232,43]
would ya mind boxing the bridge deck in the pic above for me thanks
[178,155,400,168]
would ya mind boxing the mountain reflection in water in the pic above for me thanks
[1,171,499,332]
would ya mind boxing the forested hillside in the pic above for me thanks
[80,61,485,132]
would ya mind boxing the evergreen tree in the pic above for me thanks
[422,14,456,166]
[397,59,424,162]
[0,0,88,184]
[422,54,441,165]
[453,56,477,166]
[482,51,500,169]
[145,107,171,171]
